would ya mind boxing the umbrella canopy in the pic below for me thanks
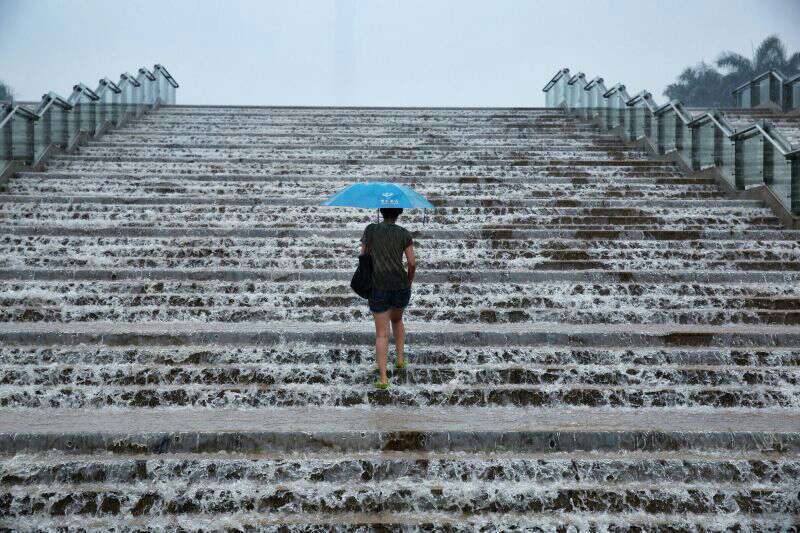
[320,182,435,209]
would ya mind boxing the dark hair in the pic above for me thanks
[380,208,403,220]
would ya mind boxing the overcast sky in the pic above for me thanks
[1,0,799,106]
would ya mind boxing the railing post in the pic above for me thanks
[713,126,723,166]
[0,115,10,163]
[73,104,82,138]
[674,118,683,151]
[690,125,700,171]
[762,137,774,185]
[791,157,800,214]
[25,117,35,164]
[734,138,745,190]
[61,107,69,145]
[42,108,52,148]
[657,114,665,155]
[628,107,635,141]
[644,109,652,140]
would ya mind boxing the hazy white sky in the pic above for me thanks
[1,0,799,106]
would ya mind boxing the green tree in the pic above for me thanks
[664,35,799,107]
[664,62,727,107]
[0,80,12,102]
[717,34,800,90]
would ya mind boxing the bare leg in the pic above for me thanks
[390,308,405,365]
[372,311,390,384]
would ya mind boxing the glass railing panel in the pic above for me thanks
[793,83,800,111]
[717,131,736,187]
[134,85,145,116]
[662,111,676,153]
[111,92,122,126]
[771,148,792,210]
[695,121,715,169]
[10,114,35,164]
[740,86,751,109]
[33,106,52,161]
[73,102,96,136]
[50,106,70,147]
[644,109,656,149]
[677,120,692,166]
[758,77,770,106]
[739,135,764,188]
[629,106,643,141]
[0,113,11,168]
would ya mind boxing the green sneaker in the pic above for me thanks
[394,360,407,370]
[374,381,390,390]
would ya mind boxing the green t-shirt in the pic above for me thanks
[360,222,414,291]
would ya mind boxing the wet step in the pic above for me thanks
[5,177,720,201]
[3,406,798,452]
[123,122,600,135]
[5,225,797,244]
[43,158,680,176]
[130,114,598,127]
[3,479,797,519]
[4,513,797,532]
[0,191,757,209]
[0,204,778,231]
[71,146,652,163]
[5,240,799,271]
[154,106,558,117]
[3,376,800,408]
[93,135,629,148]
[2,279,800,324]
[4,449,798,485]
[3,362,797,388]
[3,344,797,368]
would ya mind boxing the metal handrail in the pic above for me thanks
[543,67,800,216]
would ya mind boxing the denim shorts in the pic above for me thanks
[369,287,412,313]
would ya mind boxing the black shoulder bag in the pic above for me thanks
[352,228,373,300]
[351,253,373,299]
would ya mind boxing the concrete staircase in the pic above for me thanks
[1,107,799,530]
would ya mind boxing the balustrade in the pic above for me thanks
[0,64,178,172]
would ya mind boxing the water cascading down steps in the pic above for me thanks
[1,107,799,531]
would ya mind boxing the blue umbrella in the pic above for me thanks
[321,182,435,209]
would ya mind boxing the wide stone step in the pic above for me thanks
[2,292,799,325]
[2,479,798,517]
[129,115,598,127]
[92,135,629,148]
[0,191,759,210]
[115,121,598,133]
[4,407,798,452]
[6,177,720,201]
[154,106,556,116]
[4,449,797,485]
[2,279,799,322]
[44,158,679,177]
[3,513,796,532]
[5,233,798,264]
[104,127,625,142]
[5,243,798,271]
[3,344,797,367]
[75,143,651,158]
[0,204,777,230]
[3,363,796,388]
[3,379,799,408]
